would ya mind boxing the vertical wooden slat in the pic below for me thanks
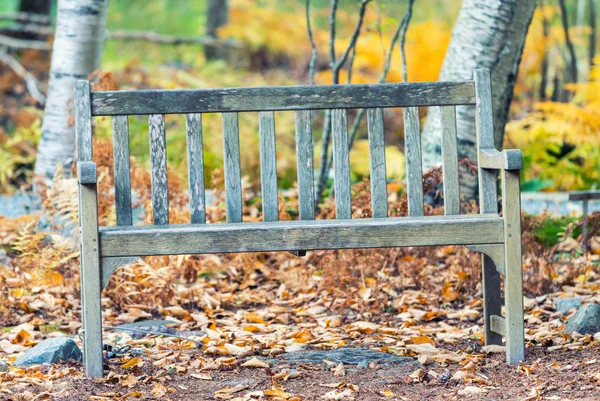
[440,106,460,215]
[295,110,315,220]
[331,109,352,220]
[75,80,103,378]
[149,114,169,225]
[367,108,387,218]
[258,111,279,222]
[403,106,423,216]
[76,80,93,162]
[112,115,132,226]
[474,68,502,347]
[186,113,206,224]
[222,112,243,223]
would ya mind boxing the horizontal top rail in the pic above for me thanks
[89,81,476,116]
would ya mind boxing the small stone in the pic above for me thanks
[554,297,582,315]
[13,338,82,366]
[563,303,600,335]
[0,360,8,372]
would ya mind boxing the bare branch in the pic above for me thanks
[0,34,49,50]
[316,0,372,206]
[375,0,387,59]
[0,11,52,25]
[332,0,371,82]
[346,46,357,84]
[107,29,241,47]
[322,0,417,201]
[329,0,339,68]
[0,28,241,51]
[398,0,414,83]
[0,51,46,105]
[305,0,318,85]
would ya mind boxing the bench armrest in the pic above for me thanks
[479,149,523,171]
[77,161,97,185]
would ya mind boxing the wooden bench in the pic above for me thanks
[76,68,525,377]
[568,190,600,252]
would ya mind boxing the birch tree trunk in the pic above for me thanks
[421,0,535,200]
[34,0,109,179]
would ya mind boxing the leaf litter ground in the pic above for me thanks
[1,141,600,400]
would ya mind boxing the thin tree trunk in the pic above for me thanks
[540,0,549,100]
[421,0,535,200]
[558,0,578,85]
[589,0,597,68]
[204,0,229,60]
[551,73,561,101]
[34,0,109,180]
[578,0,587,26]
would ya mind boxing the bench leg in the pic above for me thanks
[482,254,503,346]
[79,183,104,377]
[502,169,525,364]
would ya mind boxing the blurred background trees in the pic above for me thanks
[0,0,598,197]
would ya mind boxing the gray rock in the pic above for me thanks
[0,193,41,218]
[220,378,259,388]
[114,320,205,340]
[272,348,414,367]
[554,297,582,315]
[116,319,177,329]
[563,303,600,335]
[116,320,178,340]
[0,360,8,372]
[13,338,82,366]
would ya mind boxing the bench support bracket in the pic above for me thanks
[465,244,505,276]
[101,257,140,289]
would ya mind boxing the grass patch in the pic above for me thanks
[532,215,580,248]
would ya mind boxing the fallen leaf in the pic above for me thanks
[411,336,435,345]
[418,354,434,365]
[121,357,144,369]
[119,374,138,388]
[333,363,346,376]
[150,382,167,397]
[408,368,425,382]
[407,343,439,356]
[190,373,212,380]
[482,344,506,353]
[458,386,488,395]
[241,357,269,368]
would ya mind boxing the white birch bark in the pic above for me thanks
[421,0,535,199]
[34,0,109,179]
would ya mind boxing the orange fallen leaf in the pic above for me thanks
[411,336,435,345]
[121,357,143,369]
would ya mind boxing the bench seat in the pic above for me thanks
[99,214,505,258]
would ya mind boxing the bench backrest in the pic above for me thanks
[75,69,496,227]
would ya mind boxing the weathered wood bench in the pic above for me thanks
[76,68,524,377]
[568,190,600,252]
